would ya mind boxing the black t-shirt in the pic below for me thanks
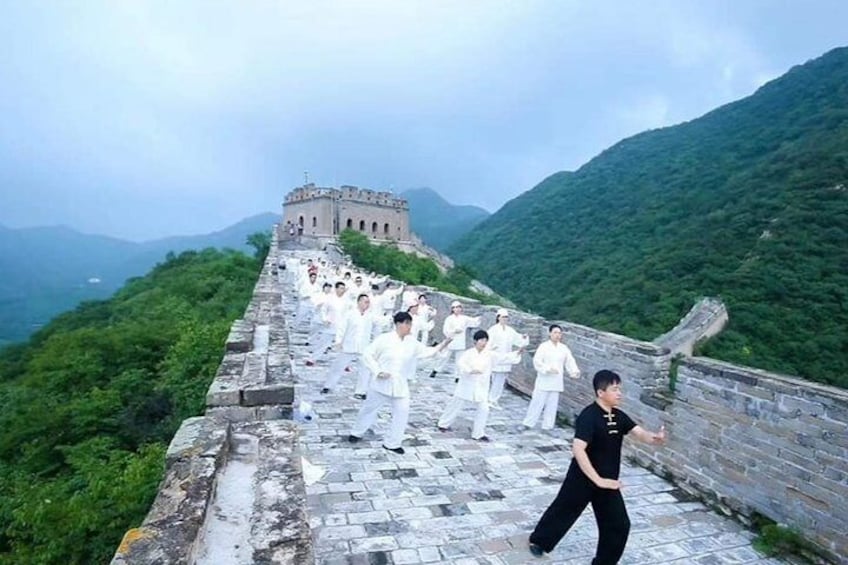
[570,402,636,481]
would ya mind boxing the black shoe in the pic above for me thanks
[353,393,366,400]
[475,435,491,442]
[454,378,459,383]
[437,425,450,432]
[320,387,329,394]
[429,370,437,378]
[348,435,362,443]
[382,445,405,455]
[529,543,545,557]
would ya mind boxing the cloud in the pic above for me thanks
[0,1,846,239]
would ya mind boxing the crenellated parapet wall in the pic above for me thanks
[111,229,313,564]
[282,183,411,240]
[653,297,729,356]
[402,285,847,562]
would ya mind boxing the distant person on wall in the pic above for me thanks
[528,370,667,563]
[349,311,452,454]
[522,324,580,430]
[430,301,481,381]
[437,330,521,441]
[486,308,529,409]
[416,294,437,344]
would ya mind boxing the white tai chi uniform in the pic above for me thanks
[416,304,437,345]
[351,332,443,449]
[323,307,379,394]
[315,292,350,357]
[486,323,529,404]
[436,313,481,376]
[438,347,520,439]
[522,340,580,430]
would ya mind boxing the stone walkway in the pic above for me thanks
[282,252,785,565]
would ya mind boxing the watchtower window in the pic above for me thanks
[359,220,365,231]
[371,222,378,233]
[384,223,389,234]
[346,218,352,229]
[312,217,317,227]
[298,216,304,226]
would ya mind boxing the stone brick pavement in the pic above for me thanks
[282,252,785,565]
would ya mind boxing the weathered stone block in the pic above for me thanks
[242,384,295,407]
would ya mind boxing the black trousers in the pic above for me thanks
[529,473,631,564]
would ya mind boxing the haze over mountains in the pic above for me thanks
[451,46,848,387]
[0,213,280,345]
[400,188,490,251]
[0,192,486,346]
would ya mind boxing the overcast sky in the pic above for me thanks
[1,1,846,241]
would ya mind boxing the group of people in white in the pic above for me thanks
[286,256,581,455]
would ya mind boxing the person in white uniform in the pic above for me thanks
[416,294,437,345]
[349,311,452,454]
[522,324,581,430]
[487,308,529,408]
[430,301,481,380]
[437,330,521,441]
[321,293,378,398]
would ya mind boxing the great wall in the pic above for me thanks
[111,227,848,564]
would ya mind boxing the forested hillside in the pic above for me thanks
[0,213,278,345]
[401,188,489,252]
[0,246,263,564]
[451,47,848,387]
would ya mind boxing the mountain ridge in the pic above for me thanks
[400,187,489,251]
[450,46,848,387]
[0,212,280,344]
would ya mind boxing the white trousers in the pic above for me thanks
[351,389,410,449]
[416,328,431,345]
[489,371,509,403]
[522,389,560,430]
[309,329,335,358]
[323,352,370,393]
[296,299,314,322]
[435,348,462,375]
[438,396,490,439]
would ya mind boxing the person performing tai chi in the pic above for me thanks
[349,312,452,454]
[430,301,481,380]
[528,370,667,562]
[522,324,580,430]
[437,330,521,442]
[486,308,529,409]
[321,293,378,398]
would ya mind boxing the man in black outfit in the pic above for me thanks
[528,370,666,563]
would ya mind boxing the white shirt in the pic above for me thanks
[532,340,580,392]
[323,293,350,332]
[336,308,378,354]
[486,323,529,372]
[455,347,521,402]
[443,314,482,351]
[362,331,442,397]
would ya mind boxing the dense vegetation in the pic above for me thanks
[338,229,490,302]
[0,245,263,564]
[451,47,848,387]
[400,188,489,252]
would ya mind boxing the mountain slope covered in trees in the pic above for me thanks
[0,213,278,345]
[0,246,263,564]
[450,47,848,387]
[401,188,489,251]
